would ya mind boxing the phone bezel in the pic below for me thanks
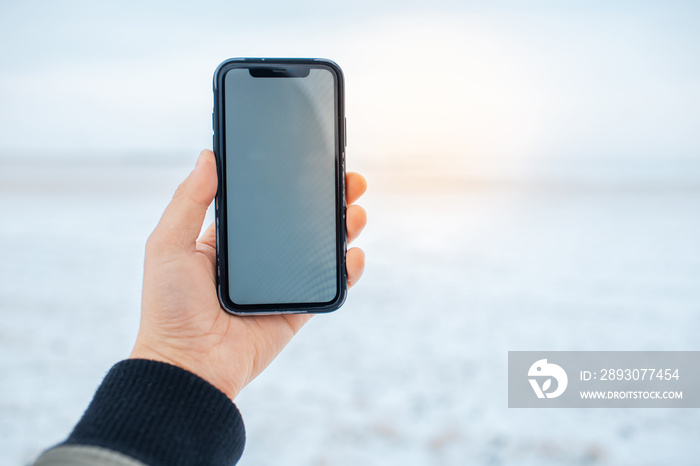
[213,58,347,315]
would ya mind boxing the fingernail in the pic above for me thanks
[195,151,206,168]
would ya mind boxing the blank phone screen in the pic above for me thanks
[224,67,338,305]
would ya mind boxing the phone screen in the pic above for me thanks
[223,66,339,305]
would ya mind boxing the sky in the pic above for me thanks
[1,0,699,173]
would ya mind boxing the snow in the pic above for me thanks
[1,157,699,465]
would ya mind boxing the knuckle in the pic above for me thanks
[173,181,188,200]
[145,231,161,253]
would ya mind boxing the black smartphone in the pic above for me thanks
[212,58,347,315]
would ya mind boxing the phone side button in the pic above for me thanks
[344,117,347,147]
[342,151,347,207]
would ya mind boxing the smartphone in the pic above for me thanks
[212,58,347,315]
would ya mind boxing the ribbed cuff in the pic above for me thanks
[64,359,245,466]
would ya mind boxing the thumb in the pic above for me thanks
[150,150,218,251]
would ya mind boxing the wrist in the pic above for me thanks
[129,342,243,401]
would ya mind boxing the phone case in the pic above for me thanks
[212,58,347,315]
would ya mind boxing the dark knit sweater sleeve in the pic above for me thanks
[60,359,245,466]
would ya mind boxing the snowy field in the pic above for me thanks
[1,156,700,465]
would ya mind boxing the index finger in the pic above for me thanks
[346,172,367,206]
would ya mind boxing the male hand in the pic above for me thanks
[130,150,367,400]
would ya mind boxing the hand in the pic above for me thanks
[130,150,367,400]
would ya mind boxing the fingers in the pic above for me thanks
[346,247,365,288]
[198,221,216,247]
[346,204,367,244]
[149,150,218,252]
[196,222,217,265]
[346,174,367,287]
[346,172,367,206]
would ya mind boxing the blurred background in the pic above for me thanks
[1,0,700,464]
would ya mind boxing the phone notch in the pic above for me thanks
[249,66,311,78]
